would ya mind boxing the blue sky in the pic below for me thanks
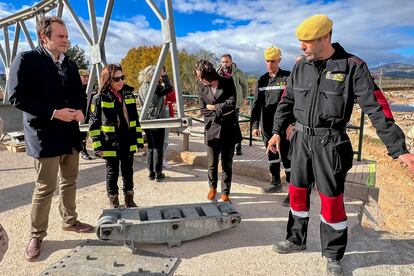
[1,0,414,74]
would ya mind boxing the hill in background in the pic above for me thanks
[246,63,414,79]
[371,63,414,79]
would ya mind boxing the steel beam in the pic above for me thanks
[19,21,35,50]
[139,43,170,122]
[0,0,186,129]
[62,0,93,45]
[165,0,184,119]
[11,22,21,61]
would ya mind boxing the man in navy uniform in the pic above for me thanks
[267,14,414,275]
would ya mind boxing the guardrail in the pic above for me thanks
[182,95,365,161]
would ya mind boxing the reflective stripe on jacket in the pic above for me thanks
[88,86,144,158]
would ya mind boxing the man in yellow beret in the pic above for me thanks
[250,46,292,206]
[267,14,414,275]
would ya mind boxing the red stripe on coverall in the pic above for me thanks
[374,90,394,119]
[289,185,309,211]
[279,87,287,103]
[319,192,347,223]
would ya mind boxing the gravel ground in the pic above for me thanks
[1,149,414,275]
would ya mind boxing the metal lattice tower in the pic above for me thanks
[0,0,188,129]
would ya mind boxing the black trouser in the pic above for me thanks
[144,128,165,173]
[286,129,353,260]
[234,108,242,152]
[105,154,134,196]
[207,143,235,195]
[262,131,291,182]
[80,131,88,153]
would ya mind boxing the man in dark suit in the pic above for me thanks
[195,59,242,203]
[8,16,94,262]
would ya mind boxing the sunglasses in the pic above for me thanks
[112,75,126,82]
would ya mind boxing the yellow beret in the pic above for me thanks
[296,14,333,40]
[264,46,281,61]
[78,69,89,76]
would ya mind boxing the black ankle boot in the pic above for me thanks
[326,258,343,276]
[108,194,119,208]
[155,172,165,182]
[124,191,137,208]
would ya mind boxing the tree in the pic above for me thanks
[121,46,170,90]
[66,45,90,70]
[247,75,258,96]
[121,45,218,95]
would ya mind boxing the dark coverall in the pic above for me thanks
[273,43,409,260]
[251,70,291,184]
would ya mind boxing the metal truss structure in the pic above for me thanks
[0,0,188,129]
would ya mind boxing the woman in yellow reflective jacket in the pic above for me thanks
[89,64,144,208]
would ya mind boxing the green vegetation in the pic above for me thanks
[66,45,89,70]
[120,46,218,94]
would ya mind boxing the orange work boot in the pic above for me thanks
[207,188,217,200]
[220,194,231,202]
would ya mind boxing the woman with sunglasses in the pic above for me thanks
[89,64,144,208]
[138,65,173,181]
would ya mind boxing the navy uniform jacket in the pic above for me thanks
[198,76,242,147]
[7,46,85,158]
[273,43,408,159]
[251,69,290,137]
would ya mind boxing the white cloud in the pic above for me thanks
[1,0,414,75]
[173,0,414,71]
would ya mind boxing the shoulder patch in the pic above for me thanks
[348,55,363,65]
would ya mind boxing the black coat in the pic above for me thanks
[198,76,242,147]
[7,46,85,158]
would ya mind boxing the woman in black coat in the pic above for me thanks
[138,65,173,181]
[195,59,242,202]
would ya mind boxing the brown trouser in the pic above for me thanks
[31,150,79,239]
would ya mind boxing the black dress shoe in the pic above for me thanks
[272,240,306,254]
[282,194,290,207]
[327,258,343,276]
[148,172,155,180]
[155,172,165,182]
[263,181,283,193]
[81,151,92,160]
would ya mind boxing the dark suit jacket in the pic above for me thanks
[7,46,85,158]
[198,76,242,147]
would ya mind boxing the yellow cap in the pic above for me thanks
[78,69,89,76]
[264,46,281,61]
[296,14,333,40]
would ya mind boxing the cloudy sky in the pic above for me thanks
[1,0,414,74]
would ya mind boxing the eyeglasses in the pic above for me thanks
[112,75,126,82]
